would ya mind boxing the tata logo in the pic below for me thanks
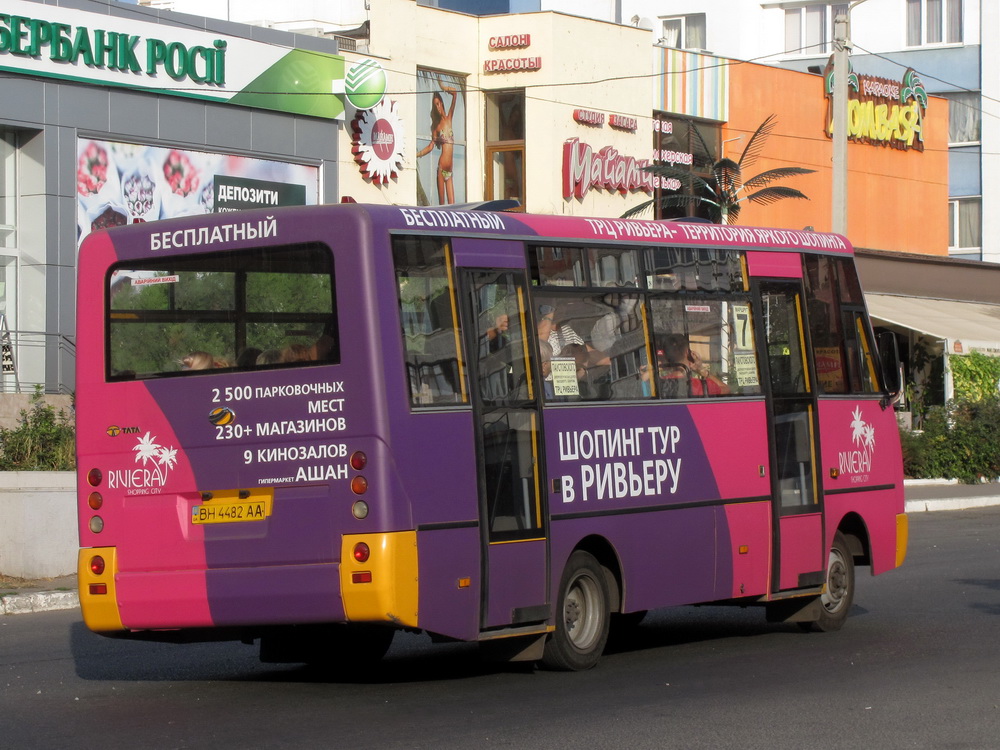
[106,425,141,437]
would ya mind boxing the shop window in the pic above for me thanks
[906,0,963,46]
[485,90,525,210]
[651,114,720,221]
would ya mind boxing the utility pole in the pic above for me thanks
[831,12,849,235]
[832,1,867,236]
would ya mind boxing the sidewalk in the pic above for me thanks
[0,574,78,615]
[4,479,1000,616]
[902,478,1000,512]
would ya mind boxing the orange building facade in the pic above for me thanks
[656,53,949,255]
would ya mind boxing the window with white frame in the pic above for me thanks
[948,198,980,255]
[0,130,15,250]
[906,0,963,46]
[784,4,848,55]
[0,130,16,342]
[660,13,706,51]
[941,91,980,145]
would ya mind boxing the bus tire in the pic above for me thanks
[542,550,610,671]
[805,531,855,633]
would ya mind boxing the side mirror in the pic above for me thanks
[877,331,902,406]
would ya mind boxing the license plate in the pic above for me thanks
[191,499,270,524]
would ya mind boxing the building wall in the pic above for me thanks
[698,60,950,254]
[339,4,655,218]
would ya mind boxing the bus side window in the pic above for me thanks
[392,236,469,408]
[535,292,622,402]
[648,296,759,398]
[844,309,879,393]
[803,255,878,395]
[803,256,848,393]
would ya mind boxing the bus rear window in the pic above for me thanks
[107,243,337,380]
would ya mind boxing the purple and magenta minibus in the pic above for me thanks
[77,203,907,670]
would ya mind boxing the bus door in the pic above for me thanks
[460,269,549,630]
[753,279,826,592]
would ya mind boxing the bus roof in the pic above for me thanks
[89,203,855,260]
[382,205,854,255]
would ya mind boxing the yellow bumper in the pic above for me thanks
[896,513,909,568]
[340,531,418,628]
[78,547,125,633]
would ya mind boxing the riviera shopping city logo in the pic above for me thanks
[840,406,876,482]
[106,432,179,494]
[345,59,387,110]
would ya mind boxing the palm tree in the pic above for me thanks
[624,115,815,224]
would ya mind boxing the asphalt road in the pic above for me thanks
[2,507,999,750]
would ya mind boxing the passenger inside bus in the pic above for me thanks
[256,348,282,366]
[236,348,262,369]
[537,303,610,362]
[537,302,612,400]
[281,343,313,363]
[538,339,555,398]
[311,318,339,362]
[590,284,641,355]
[658,333,730,397]
[485,313,511,353]
[179,351,229,370]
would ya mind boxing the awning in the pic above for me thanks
[865,293,1000,357]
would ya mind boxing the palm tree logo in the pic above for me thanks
[132,431,179,486]
[850,407,876,455]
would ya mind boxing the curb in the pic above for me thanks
[5,495,1000,616]
[905,496,1000,513]
[1,589,79,615]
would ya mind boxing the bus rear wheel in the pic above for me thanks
[803,531,855,633]
[542,550,610,671]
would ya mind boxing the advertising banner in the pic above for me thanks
[0,1,345,119]
[77,138,318,245]
[415,69,467,206]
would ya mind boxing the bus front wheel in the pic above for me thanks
[542,550,610,671]
[804,531,855,633]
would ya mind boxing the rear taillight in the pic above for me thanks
[89,556,106,575]
[87,468,103,487]
[353,542,371,563]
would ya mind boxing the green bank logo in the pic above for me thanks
[345,59,387,110]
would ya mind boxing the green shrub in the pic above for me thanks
[0,388,75,471]
[900,397,1000,483]
[950,351,1000,402]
